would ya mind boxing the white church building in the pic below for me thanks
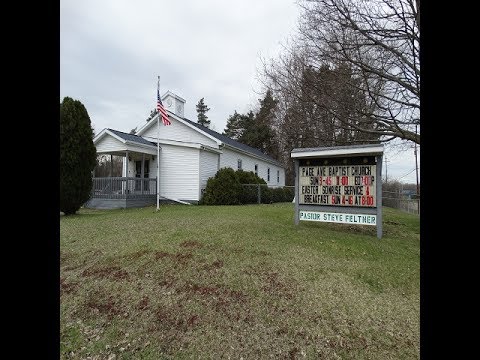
[86,91,285,209]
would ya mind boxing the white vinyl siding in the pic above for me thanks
[145,144,200,202]
[95,135,124,153]
[277,167,285,186]
[219,147,285,186]
[141,118,218,147]
[199,150,219,194]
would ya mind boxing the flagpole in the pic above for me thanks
[156,76,160,211]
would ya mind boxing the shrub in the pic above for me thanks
[260,186,272,204]
[202,168,241,205]
[202,168,291,205]
[284,186,295,202]
[236,170,266,204]
[270,187,284,203]
[236,170,266,185]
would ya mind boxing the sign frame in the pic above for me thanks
[291,144,384,239]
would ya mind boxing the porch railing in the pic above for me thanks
[91,177,157,199]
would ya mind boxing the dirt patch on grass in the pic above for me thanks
[180,240,203,249]
[81,265,129,280]
[181,282,245,301]
[154,251,193,267]
[60,277,79,295]
[122,249,151,260]
[62,263,85,272]
[173,253,193,265]
[262,272,295,300]
[86,295,123,320]
[203,259,224,271]
[154,251,170,259]
[179,281,250,323]
[152,304,200,332]
[187,314,199,327]
[385,220,404,226]
[60,252,72,263]
[158,274,177,288]
[147,282,250,341]
[135,295,150,310]
[144,305,199,356]
[288,346,300,359]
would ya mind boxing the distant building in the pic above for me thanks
[401,189,416,199]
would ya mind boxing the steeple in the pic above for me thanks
[161,91,186,117]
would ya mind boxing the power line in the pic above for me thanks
[392,168,417,182]
[399,168,416,180]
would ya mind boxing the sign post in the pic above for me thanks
[291,144,384,239]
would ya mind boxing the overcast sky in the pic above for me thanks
[60,0,419,185]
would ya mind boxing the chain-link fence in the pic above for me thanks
[230,185,419,214]
[240,184,295,204]
[382,190,420,215]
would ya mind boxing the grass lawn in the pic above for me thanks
[60,203,419,359]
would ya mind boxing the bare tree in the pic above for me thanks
[263,0,420,144]
[264,46,381,184]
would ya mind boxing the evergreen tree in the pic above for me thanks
[223,110,243,139]
[223,92,279,158]
[60,97,97,215]
[237,111,256,146]
[253,90,278,157]
[196,98,211,127]
[238,91,278,158]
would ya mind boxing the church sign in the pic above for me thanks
[291,145,384,238]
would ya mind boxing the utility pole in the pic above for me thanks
[414,125,419,196]
[384,154,389,183]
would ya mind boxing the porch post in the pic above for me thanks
[141,153,145,194]
[110,154,113,194]
[110,155,113,177]
[125,151,129,176]
[125,151,129,194]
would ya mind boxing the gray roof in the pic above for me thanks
[180,117,282,166]
[108,128,156,147]
[291,144,383,153]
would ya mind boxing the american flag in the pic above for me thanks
[157,79,171,126]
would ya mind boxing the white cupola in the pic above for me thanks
[161,91,186,117]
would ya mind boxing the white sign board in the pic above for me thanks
[299,211,377,226]
[291,145,384,238]
[299,165,376,207]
